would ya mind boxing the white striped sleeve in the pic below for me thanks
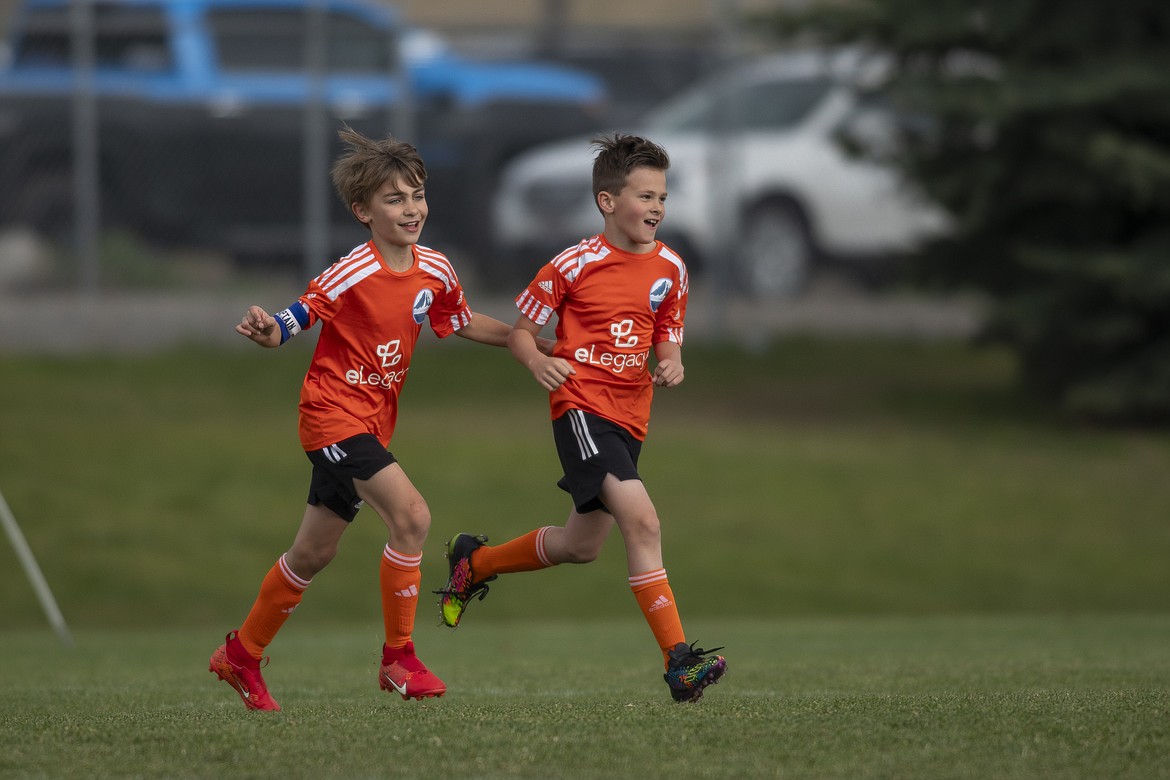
[516,289,554,325]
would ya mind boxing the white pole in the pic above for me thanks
[0,489,73,648]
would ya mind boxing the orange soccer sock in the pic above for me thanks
[237,554,311,660]
[380,545,422,650]
[472,526,557,579]
[629,568,687,668]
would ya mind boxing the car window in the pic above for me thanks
[646,73,832,133]
[209,9,395,73]
[644,85,716,132]
[735,78,832,130]
[13,6,172,72]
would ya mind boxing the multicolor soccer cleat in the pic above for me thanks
[379,641,447,700]
[208,631,281,711]
[664,641,727,702]
[433,533,496,628]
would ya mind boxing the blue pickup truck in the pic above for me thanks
[0,0,607,267]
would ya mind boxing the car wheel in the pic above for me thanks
[739,200,815,300]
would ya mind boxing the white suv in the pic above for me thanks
[490,49,948,299]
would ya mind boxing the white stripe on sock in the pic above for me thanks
[535,525,555,567]
[278,553,312,590]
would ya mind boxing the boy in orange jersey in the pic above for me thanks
[209,127,547,711]
[436,134,727,702]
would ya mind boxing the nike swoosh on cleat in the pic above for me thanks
[383,673,408,697]
[221,673,253,701]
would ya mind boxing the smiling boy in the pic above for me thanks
[208,127,529,711]
[436,134,727,702]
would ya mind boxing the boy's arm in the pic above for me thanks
[458,311,555,354]
[236,305,282,348]
[455,311,511,347]
[652,340,684,387]
[508,316,575,391]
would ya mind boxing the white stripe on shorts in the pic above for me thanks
[569,409,599,460]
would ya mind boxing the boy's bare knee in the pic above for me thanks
[626,513,661,545]
[388,499,431,548]
[561,543,601,564]
[286,545,336,578]
[404,499,431,530]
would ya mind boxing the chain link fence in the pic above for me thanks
[0,0,636,295]
[0,1,424,293]
[0,0,956,337]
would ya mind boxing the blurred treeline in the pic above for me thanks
[758,0,1170,424]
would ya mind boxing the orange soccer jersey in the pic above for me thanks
[515,234,688,440]
[293,241,471,451]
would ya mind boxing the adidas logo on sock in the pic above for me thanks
[648,595,672,612]
[394,585,419,598]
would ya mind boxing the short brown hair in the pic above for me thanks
[331,126,427,224]
[590,133,670,209]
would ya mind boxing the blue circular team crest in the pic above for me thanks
[412,289,434,324]
[649,278,672,312]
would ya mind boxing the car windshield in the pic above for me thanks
[208,9,395,73]
[13,6,172,72]
[644,72,833,133]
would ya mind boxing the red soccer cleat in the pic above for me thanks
[380,641,447,701]
[209,631,281,711]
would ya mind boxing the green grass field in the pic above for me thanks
[2,617,1168,779]
[2,337,1169,778]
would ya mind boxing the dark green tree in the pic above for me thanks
[759,1,1170,422]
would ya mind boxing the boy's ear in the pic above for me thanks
[351,201,372,224]
[597,191,615,214]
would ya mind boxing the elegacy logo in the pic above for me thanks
[609,319,639,348]
[377,340,403,368]
[573,319,648,374]
[346,340,408,388]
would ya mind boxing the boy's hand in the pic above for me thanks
[528,354,576,391]
[653,358,684,387]
[236,305,280,348]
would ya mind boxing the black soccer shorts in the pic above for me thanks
[305,433,398,522]
[551,408,643,514]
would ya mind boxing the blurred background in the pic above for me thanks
[2,0,1170,638]
[0,0,983,354]
[2,0,1163,423]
